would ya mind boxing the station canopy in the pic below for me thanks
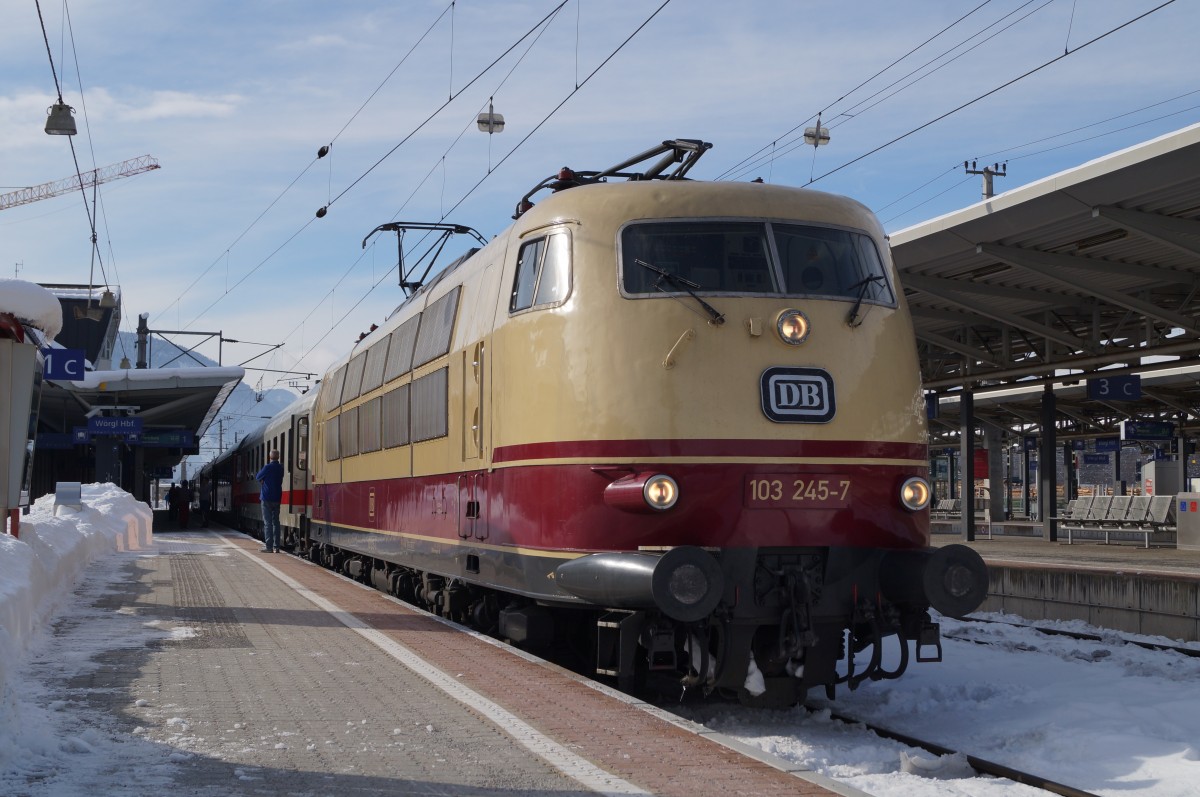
[889,122,1200,445]
[31,285,244,495]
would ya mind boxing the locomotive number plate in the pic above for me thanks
[744,474,851,509]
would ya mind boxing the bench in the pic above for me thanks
[930,498,961,519]
[1063,494,1176,547]
[53,481,84,516]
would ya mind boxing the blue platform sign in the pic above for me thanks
[1024,435,1038,452]
[925,394,939,420]
[1094,437,1120,452]
[88,416,143,436]
[1087,374,1141,401]
[41,348,86,381]
[1120,420,1175,441]
[1083,453,1110,465]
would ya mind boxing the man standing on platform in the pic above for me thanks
[256,450,284,553]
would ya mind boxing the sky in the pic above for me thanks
[2,0,1199,395]
[3,487,1200,796]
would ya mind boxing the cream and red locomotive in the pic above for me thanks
[208,140,987,706]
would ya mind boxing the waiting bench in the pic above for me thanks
[1063,494,1176,547]
[930,498,959,519]
[53,481,84,516]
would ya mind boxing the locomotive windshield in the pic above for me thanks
[619,220,894,306]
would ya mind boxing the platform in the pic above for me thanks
[933,532,1200,642]
[40,528,861,796]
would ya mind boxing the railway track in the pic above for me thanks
[819,708,1102,797]
[957,615,1200,658]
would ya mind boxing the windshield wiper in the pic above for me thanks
[846,274,886,328]
[634,259,725,325]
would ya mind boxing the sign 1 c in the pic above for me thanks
[42,348,86,380]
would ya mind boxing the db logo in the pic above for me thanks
[760,367,835,423]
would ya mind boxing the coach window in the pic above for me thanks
[510,232,570,313]
[296,416,309,471]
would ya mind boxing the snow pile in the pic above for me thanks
[0,484,152,713]
[0,278,63,341]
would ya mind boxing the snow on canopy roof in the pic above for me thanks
[0,278,63,341]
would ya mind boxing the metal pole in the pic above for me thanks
[136,313,149,369]
[960,391,976,542]
[1177,413,1188,493]
[1041,387,1058,542]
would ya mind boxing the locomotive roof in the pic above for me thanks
[514,179,885,241]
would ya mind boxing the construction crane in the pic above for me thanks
[0,155,160,212]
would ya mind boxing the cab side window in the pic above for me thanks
[510,232,570,313]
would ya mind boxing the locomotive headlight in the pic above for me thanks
[899,476,932,511]
[643,475,679,510]
[776,308,810,345]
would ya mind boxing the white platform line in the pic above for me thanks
[221,536,649,796]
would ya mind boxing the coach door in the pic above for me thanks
[290,413,309,512]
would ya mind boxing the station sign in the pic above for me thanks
[141,430,194,447]
[1071,440,1087,450]
[41,348,86,381]
[1087,374,1141,401]
[1082,453,1110,465]
[1023,435,1038,451]
[35,433,75,450]
[1120,420,1175,441]
[1094,437,1121,452]
[87,416,143,437]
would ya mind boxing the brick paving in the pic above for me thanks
[33,529,862,796]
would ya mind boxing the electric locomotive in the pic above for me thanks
[296,140,986,706]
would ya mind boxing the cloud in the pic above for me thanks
[118,90,243,122]
[276,33,352,51]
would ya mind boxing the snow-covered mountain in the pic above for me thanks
[112,331,308,470]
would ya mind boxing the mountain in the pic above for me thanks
[113,331,307,470]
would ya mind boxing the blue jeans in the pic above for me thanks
[261,502,281,550]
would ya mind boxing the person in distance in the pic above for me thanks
[256,450,284,553]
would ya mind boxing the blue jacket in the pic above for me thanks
[256,461,284,503]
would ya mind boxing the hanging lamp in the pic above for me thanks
[45,102,77,135]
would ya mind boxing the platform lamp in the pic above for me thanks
[476,99,505,134]
[44,102,77,135]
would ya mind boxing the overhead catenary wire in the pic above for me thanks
[879,93,1200,226]
[315,1,571,218]
[35,0,112,298]
[159,2,456,324]
[720,0,1056,185]
[268,3,568,372]
[715,0,998,182]
[805,0,1179,188]
[278,0,674,385]
[179,2,572,338]
[728,0,1057,185]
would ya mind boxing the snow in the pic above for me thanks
[67,365,245,387]
[0,278,63,341]
[2,491,1200,795]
